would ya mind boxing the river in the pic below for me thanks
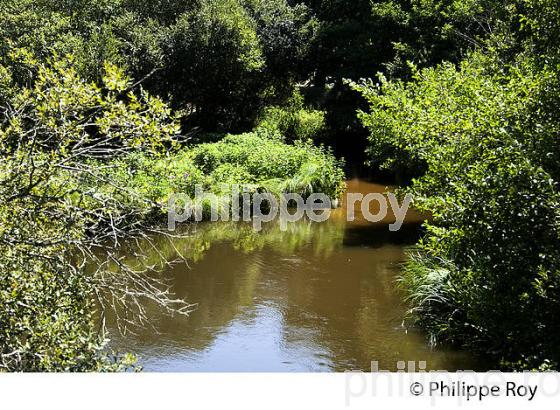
[106,180,479,371]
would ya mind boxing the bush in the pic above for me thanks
[256,90,326,142]
[96,151,206,207]
[189,132,345,199]
[353,51,560,369]
[0,51,185,371]
[89,129,345,224]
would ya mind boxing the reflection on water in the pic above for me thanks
[106,180,478,371]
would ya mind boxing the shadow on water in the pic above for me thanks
[104,180,483,372]
[343,224,422,248]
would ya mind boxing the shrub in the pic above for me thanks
[256,90,326,142]
[96,151,206,208]
[354,52,560,369]
[189,132,345,199]
[0,51,187,371]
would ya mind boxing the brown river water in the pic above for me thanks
[106,180,480,371]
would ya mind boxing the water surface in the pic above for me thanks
[107,180,477,371]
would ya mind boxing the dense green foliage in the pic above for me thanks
[190,132,344,197]
[1,0,514,146]
[0,0,316,132]
[353,1,560,369]
[99,131,344,207]
[295,0,523,165]
[256,91,327,143]
[0,50,181,370]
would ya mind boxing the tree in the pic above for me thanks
[0,50,190,371]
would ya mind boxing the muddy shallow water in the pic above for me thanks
[106,180,479,371]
